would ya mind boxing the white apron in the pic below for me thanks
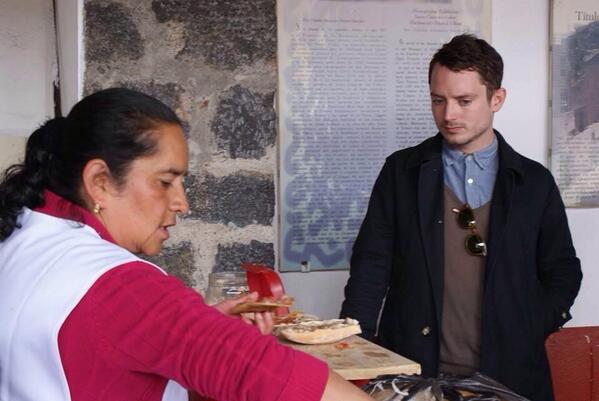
[0,208,187,401]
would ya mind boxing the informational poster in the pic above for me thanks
[550,1,599,207]
[277,0,491,271]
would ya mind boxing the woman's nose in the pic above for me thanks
[172,184,189,215]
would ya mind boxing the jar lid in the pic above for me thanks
[208,271,247,286]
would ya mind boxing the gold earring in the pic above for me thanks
[93,203,101,214]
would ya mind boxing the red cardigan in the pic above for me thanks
[37,192,328,401]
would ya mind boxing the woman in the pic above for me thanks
[0,88,373,401]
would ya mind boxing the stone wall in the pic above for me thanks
[83,0,277,292]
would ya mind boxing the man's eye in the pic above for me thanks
[431,99,444,105]
[160,180,172,188]
[459,99,472,106]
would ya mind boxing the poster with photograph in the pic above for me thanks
[550,0,599,207]
[278,0,491,271]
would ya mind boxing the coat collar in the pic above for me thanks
[494,130,524,179]
[406,134,442,168]
[406,130,524,179]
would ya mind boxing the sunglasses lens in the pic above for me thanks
[466,234,487,256]
[458,208,475,229]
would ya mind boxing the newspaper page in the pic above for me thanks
[278,0,491,271]
[550,0,599,207]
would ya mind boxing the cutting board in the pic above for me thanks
[279,335,421,380]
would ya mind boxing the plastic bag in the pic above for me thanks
[363,372,530,401]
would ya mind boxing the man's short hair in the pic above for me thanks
[428,34,503,99]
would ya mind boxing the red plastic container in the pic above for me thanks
[241,263,288,315]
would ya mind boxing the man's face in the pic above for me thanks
[430,64,505,153]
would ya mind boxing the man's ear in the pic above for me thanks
[81,159,114,209]
[491,88,507,112]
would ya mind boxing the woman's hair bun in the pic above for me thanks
[24,116,67,169]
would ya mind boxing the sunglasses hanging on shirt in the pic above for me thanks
[452,203,487,257]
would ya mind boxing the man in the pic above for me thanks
[341,34,582,401]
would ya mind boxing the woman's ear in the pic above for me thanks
[81,159,114,210]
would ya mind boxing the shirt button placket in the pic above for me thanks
[464,155,476,205]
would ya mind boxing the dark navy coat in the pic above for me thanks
[341,131,582,401]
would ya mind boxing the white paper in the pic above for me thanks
[278,0,491,271]
[550,0,599,207]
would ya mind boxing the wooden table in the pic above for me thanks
[279,335,421,380]
[191,335,421,401]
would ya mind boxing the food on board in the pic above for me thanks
[230,295,294,314]
[278,318,361,344]
[273,311,322,325]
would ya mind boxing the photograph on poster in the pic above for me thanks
[277,0,491,271]
[550,0,599,207]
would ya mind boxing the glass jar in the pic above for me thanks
[204,272,248,305]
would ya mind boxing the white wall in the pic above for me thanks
[282,270,349,319]
[0,0,80,174]
[0,0,56,137]
[55,0,83,114]
[0,0,57,171]
[283,0,599,327]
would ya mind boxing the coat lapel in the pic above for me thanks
[414,137,445,325]
[486,168,514,277]
[486,132,522,279]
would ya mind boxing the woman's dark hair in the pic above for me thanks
[0,87,181,241]
[428,34,503,100]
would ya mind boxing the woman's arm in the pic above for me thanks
[61,262,329,401]
[321,370,374,401]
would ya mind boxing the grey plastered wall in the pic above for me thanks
[83,0,277,292]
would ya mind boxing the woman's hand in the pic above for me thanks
[213,291,275,335]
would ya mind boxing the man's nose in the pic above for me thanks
[444,101,458,121]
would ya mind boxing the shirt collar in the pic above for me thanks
[442,134,498,169]
[442,141,463,167]
[34,190,115,243]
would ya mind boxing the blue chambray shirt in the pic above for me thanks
[442,134,498,209]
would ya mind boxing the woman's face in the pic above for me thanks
[101,123,189,256]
